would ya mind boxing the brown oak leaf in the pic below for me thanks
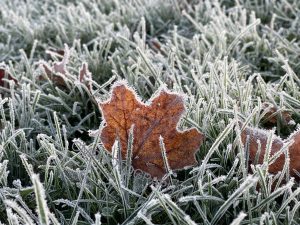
[99,82,205,178]
[241,125,300,178]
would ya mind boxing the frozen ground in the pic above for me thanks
[1,0,300,224]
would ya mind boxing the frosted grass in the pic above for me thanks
[0,0,300,224]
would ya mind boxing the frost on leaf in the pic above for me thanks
[39,45,93,91]
[261,102,294,126]
[241,125,300,178]
[39,44,70,87]
[99,82,205,178]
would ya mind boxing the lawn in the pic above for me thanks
[1,0,300,224]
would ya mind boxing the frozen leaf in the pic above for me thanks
[147,38,164,54]
[0,68,18,87]
[99,81,205,178]
[40,63,66,87]
[39,44,70,87]
[241,125,300,177]
[261,102,294,126]
[52,44,70,75]
[39,46,93,91]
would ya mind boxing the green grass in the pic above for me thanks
[1,0,300,224]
